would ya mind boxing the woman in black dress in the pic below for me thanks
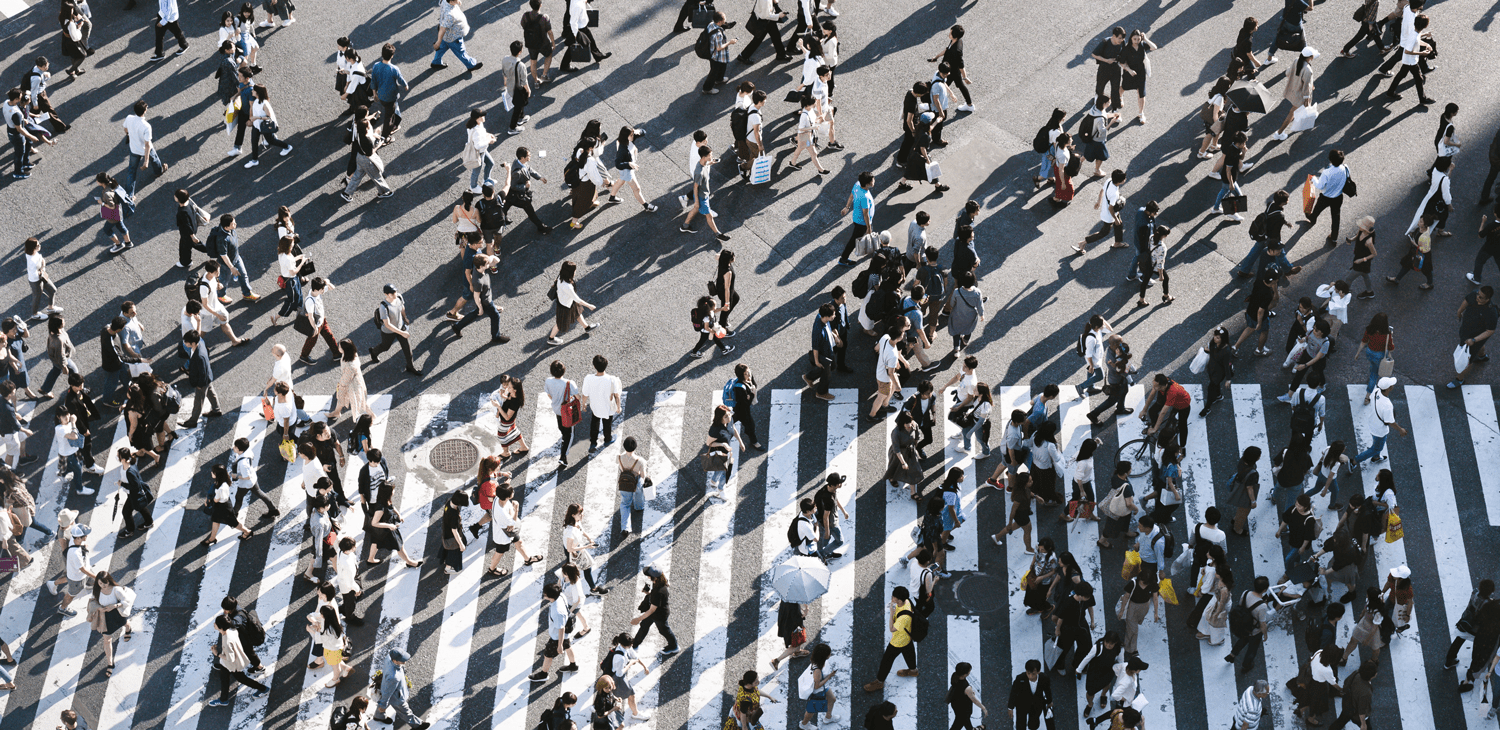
[59,4,88,78]
[205,464,252,544]
[365,481,422,567]
[885,413,924,500]
[711,249,739,334]
[897,114,949,194]
[1117,30,1157,124]
[1078,630,1122,712]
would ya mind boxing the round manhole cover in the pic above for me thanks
[953,574,1006,613]
[429,438,480,474]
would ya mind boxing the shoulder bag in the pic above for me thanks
[1378,328,1395,378]
[558,382,583,428]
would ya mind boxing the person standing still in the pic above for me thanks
[702,13,735,94]
[836,171,875,266]
[369,284,420,375]
[149,0,189,62]
[431,0,482,72]
[581,355,622,454]
[369,43,408,141]
[122,100,167,196]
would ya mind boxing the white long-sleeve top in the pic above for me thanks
[335,550,360,594]
[1408,169,1452,234]
[581,154,603,186]
[158,0,179,24]
[568,0,587,34]
[1109,663,1140,704]
[345,62,368,95]
[556,280,580,308]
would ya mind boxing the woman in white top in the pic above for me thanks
[339,48,372,114]
[306,605,351,689]
[217,12,244,59]
[1194,562,1229,645]
[560,563,592,637]
[205,464,252,544]
[180,300,204,336]
[24,237,58,319]
[1197,78,1229,159]
[1063,437,1101,522]
[786,95,830,174]
[820,23,840,96]
[272,235,307,325]
[562,503,607,595]
[299,441,329,499]
[275,205,298,243]
[960,382,993,457]
[234,5,261,69]
[568,136,606,230]
[485,483,541,575]
[1409,157,1453,236]
[1313,441,1350,510]
[1027,422,1067,504]
[246,85,292,168]
[90,570,135,675]
[463,109,496,192]
[450,190,482,251]
[273,381,308,440]
[607,126,658,212]
[796,35,825,95]
[548,260,599,345]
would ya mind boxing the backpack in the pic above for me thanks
[787,515,811,549]
[1229,591,1266,638]
[1077,113,1096,143]
[161,384,184,415]
[600,647,622,676]
[730,106,751,143]
[1248,203,1272,241]
[1031,125,1052,154]
[1075,331,1092,358]
[722,379,740,407]
[330,705,350,730]
[374,296,403,331]
[563,156,581,186]
[238,608,267,647]
[522,12,547,48]
[1290,391,1322,439]
[1150,528,1176,564]
[185,274,209,302]
[898,608,930,643]
[694,27,714,60]
[1303,621,1328,652]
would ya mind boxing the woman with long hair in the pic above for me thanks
[1270,47,1317,141]
[1065,437,1102,522]
[1033,107,1067,190]
[688,295,733,358]
[711,249,739,333]
[1313,440,1350,509]
[1355,312,1393,404]
[960,382,993,457]
[452,189,481,247]
[992,470,1037,553]
[90,571,134,675]
[339,47,372,115]
[569,136,604,229]
[1224,447,1261,536]
[563,503,607,594]
[306,604,351,688]
[329,339,371,423]
[1197,76,1233,159]
[271,236,307,327]
[1049,132,1078,206]
[548,260,600,345]
[245,85,292,168]
[1022,536,1058,615]
[704,404,743,498]
[1117,29,1158,123]
[491,374,529,459]
[463,109,496,193]
[608,126,658,213]
[366,481,423,567]
[1199,326,1234,416]
[204,463,252,545]
[58,4,88,78]
[1345,216,1378,299]
[800,643,837,729]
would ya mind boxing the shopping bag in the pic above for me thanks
[1122,550,1142,580]
[642,477,657,501]
[749,154,772,185]
[1379,352,1395,378]
[1189,348,1210,375]
[797,665,814,698]
[278,438,297,462]
[854,232,883,257]
[1220,194,1249,214]
[1385,512,1404,543]
[1289,103,1319,133]
[1455,344,1471,373]
[1020,569,1033,590]
[1159,578,1181,605]
[691,1,714,28]
[925,162,943,180]
[1042,638,1063,671]
[260,397,275,422]
[587,8,599,27]
[1303,174,1316,217]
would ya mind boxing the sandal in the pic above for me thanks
[239,531,254,540]
[523,555,544,566]
[1161,295,1175,304]
[105,665,114,677]
[574,627,592,639]
[487,567,510,577]
[124,631,133,642]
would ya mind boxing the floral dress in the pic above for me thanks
[335,355,371,420]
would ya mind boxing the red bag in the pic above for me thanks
[789,627,808,647]
[261,397,276,422]
[559,383,583,429]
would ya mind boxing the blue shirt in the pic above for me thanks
[811,315,835,362]
[1314,165,1349,198]
[369,60,408,103]
[850,184,873,225]
[901,296,924,331]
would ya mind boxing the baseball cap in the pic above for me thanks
[390,648,411,662]
[383,284,398,294]
[1377,377,1398,391]
[70,524,91,538]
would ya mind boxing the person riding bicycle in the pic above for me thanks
[1139,374,1190,451]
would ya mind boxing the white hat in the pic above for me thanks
[1377,377,1398,391]
[1301,47,1320,58]
[1390,565,1412,579]
[1315,283,1336,299]
[70,524,91,538]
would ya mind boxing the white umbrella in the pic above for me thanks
[770,555,832,604]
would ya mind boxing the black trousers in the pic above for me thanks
[839,222,866,263]
[739,18,786,61]
[121,496,154,532]
[1378,47,1403,74]
[674,0,698,31]
[1087,386,1126,421]
[1387,64,1426,98]
[1205,378,1224,411]
[234,109,250,148]
[703,59,727,92]
[732,403,758,445]
[896,129,915,165]
[1473,244,1500,281]
[218,666,269,701]
[455,298,501,339]
[1342,21,1381,53]
[341,589,363,622]
[178,231,199,268]
[503,195,548,232]
[805,362,831,396]
[1084,220,1124,245]
[1308,194,1344,240]
[589,414,614,449]
[378,98,402,137]
[509,90,529,131]
[632,614,678,650]
[370,331,416,368]
[556,416,575,463]
[153,20,187,56]
[948,74,972,105]
[1094,65,1122,110]
[875,642,916,680]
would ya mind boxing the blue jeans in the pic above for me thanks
[818,521,844,559]
[125,149,164,196]
[469,151,495,189]
[1322,474,1340,505]
[1214,181,1241,209]
[1081,369,1104,391]
[618,485,645,529]
[962,419,990,454]
[107,366,131,405]
[1236,247,1291,277]
[1039,152,1053,179]
[433,38,479,69]
[1355,434,1388,464]
[100,219,129,242]
[278,275,304,318]
[227,253,253,295]
[64,452,85,491]
[1362,347,1384,394]
[707,469,727,491]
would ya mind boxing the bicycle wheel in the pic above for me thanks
[1117,439,1154,479]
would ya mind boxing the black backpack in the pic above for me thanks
[161,384,184,415]
[1150,528,1176,564]
[730,106,751,143]
[330,705,350,730]
[1229,591,1266,638]
[238,608,267,647]
[600,647,621,676]
[899,608,930,643]
[1031,124,1052,154]
[787,515,810,548]
[1248,202,1273,241]
[185,274,209,302]
[1290,391,1322,439]
[694,28,714,60]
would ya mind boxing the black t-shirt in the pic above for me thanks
[1055,593,1095,628]
[1246,282,1274,319]
[314,438,339,468]
[478,197,506,229]
[1093,38,1122,66]
[948,677,973,715]
[902,93,919,128]
[814,487,838,519]
[942,40,964,71]
[1223,146,1245,179]
[442,502,463,538]
[1482,219,1500,249]
[1461,293,1499,340]
[864,707,895,730]
[649,585,670,619]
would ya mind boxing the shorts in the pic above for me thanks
[544,636,570,658]
[66,578,87,596]
[697,193,711,216]
[1245,311,1269,333]
[490,537,513,553]
[1012,511,1031,527]
[877,379,894,397]
[481,227,501,245]
[1467,340,1487,361]
[618,168,635,183]
[528,42,554,61]
[0,432,22,456]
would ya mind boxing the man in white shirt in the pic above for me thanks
[1303,149,1350,245]
[335,537,365,625]
[579,354,622,454]
[792,498,818,556]
[149,0,189,62]
[370,285,420,375]
[262,344,294,397]
[530,582,578,681]
[543,361,578,466]
[1382,11,1434,105]
[736,0,789,63]
[299,277,340,363]
[1078,314,1113,395]
[1076,169,1128,253]
[55,411,93,495]
[57,524,96,616]
[867,323,906,420]
[1353,376,1406,467]
[120,301,151,376]
[230,436,278,517]
[197,262,246,347]
[121,100,166,196]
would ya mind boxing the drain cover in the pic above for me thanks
[429,438,480,474]
[953,574,1005,614]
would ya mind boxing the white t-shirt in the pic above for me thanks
[278,252,298,278]
[1073,458,1094,485]
[954,372,978,403]
[562,577,586,608]
[123,114,152,156]
[335,551,359,593]
[1098,181,1122,224]
[581,373,622,418]
[303,294,326,324]
[1084,328,1111,365]
[232,451,256,487]
[302,458,326,496]
[491,499,518,544]
[1369,392,1394,438]
[271,354,294,392]
[54,424,79,457]
[66,543,90,581]
[547,593,571,640]
[563,524,587,553]
[874,336,899,383]
[555,280,579,308]
[25,252,43,282]
[180,309,201,335]
[800,55,824,88]
[274,398,299,429]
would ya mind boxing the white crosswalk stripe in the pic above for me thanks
[6,385,1500,730]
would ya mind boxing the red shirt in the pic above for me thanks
[1163,382,1191,410]
[477,479,496,511]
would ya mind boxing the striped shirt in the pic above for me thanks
[1232,686,1263,729]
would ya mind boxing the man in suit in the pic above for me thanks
[181,330,223,429]
[829,287,852,372]
[1007,659,1053,730]
[63,373,107,484]
[118,447,155,536]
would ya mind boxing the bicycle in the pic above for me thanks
[1116,430,1158,479]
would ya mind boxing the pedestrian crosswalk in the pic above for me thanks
[3,383,1500,730]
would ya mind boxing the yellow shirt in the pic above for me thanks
[890,601,914,648]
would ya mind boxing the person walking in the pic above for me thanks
[149,0,189,62]
[298,277,340,363]
[835,171,875,266]
[1448,285,1497,389]
[630,570,680,657]
[122,100,167,196]
[116,448,156,536]
[1118,30,1157,123]
[1199,327,1234,416]
[330,340,371,422]
[432,0,482,72]
[1074,169,1128,254]
[581,354,622,454]
[23,238,60,321]
[369,43,407,141]
[203,464,252,544]
[341,106,395,201]
[180,331,224,429]
[701,12,735,94]
[500,42,532,135]
[503,147,551,234]
[206,613,268,705]
[559,0,608,72]
[547,261,600,345]
[205,214,262,303]
[737,0,789,64]
[369,285,420,375]
[801,303,837,401]
[680,145,730,240]
[244,85,292,167]
[520,0,555,83]
[1225,576,1271,672]
[1006,659,1053,730]
[1270,47,1318,140]
[173,190,210,270]
[452,254,511,344]
[1472,207,1500,284]
[862,586,918,692]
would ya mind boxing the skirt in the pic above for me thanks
[212,500,240,526]
[324,647,344,666]
[903,156,929,182]
[571,180,598,217]
[497,416,522,447]
[370,525,402,551]
[1083,140,1110,162]
[103,608,128,635]
[555,301,582,334]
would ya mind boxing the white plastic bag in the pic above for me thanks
[925,162,942,180]
[1289,104,1319,133]
[797,666,815,698]
[1284,341,1307,368]
[749,154,772,185]
[641,478,657,502]
[1189,348,1209,375]
[1455,344,1472,373]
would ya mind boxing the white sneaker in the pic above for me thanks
[45,305,64,314]
[956,104,975,113]
[282,17,295,25]
[1271,132,1288,141]
[87,465,106,475]
[79,487,97,495]
[1207,170,1222,180]
[244,159,259,168]
[800,723,817,730]
[280,144,294,156]
[227,147,241,157]
[257,20,274,27]
[824,5,839,15]
[631,712,652,722]
[46,580,58,595]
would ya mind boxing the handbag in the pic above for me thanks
[558,383,583,428]
[567,43,592,64]
[789,627,808,647]
[293,314,315,336]
[1159,578,1181,605]
[262,119,280,135]
[1385,512,1404,543]
[278,438,297,462]
[1122,549,1142,580]
[797,665,815,698]
[587,8,599,27]
[260,397,275,422]
[1099,485,1130,519]
[1189,347,1210,375]
[854,232,882,257]
[1378,332,1395,377]
[701,451,730,472]
[1353,2,1368,20]
[1303,174,1317,217]
[924,162,943,180]
[783,89,803,103]
[749,154,772,185]
[691,2,715,28]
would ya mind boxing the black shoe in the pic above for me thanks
[837,365,855,373]
[405,367,422,376]
[431,63,449,69]
[179,419,198,429]
[367,348,380,363]
[205,410,224,418]
[492,335,512,344]
[469,62,484,72]
[411,723,432,730]
[559,663,580,673]
[18,455,36,465]
[470,523,483,537]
